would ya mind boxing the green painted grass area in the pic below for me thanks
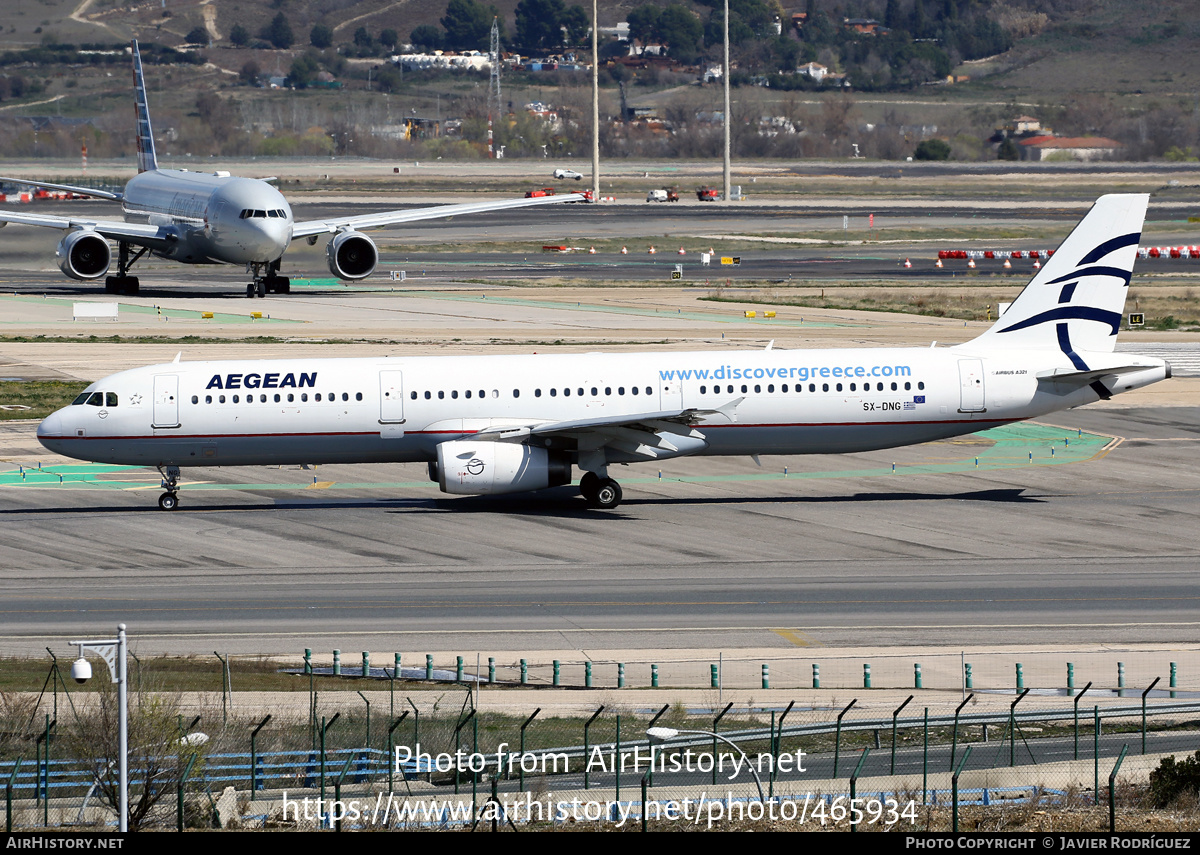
[0,423,1110,493]
[0,294,298,324]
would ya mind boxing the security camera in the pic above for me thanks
[71,657,92,684]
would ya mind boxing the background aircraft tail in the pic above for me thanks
[966,193,1147,355]
[131,41,158,173]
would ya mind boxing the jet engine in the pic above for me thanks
[55,231,111,280]
[434,440,571,496]
[326,230,378,280]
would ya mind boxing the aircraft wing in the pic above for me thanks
[0,176,122,201]
[291,192,587,239]
[0,209,175,247]
[472,399,744,461]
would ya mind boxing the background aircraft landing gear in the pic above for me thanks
[580,472,622,509]
[157,464,180,511]
[107,242,145,294]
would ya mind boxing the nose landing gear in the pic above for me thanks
[246,260,290,297]
[157,464,181,511]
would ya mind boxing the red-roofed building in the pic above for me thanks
[1019,136,1121,162]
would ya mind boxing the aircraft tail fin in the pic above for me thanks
[966,193,1147,356]
[131,41,158,174]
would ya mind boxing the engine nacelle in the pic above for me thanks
[56,231,111,280]
[436,440,571,496]
[326,230,377,280]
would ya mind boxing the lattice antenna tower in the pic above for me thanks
[488,17,502,157]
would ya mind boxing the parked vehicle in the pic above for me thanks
[696,186,720,201]
[553,168,583,181]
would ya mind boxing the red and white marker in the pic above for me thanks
[678,247,686,255]
[935,258,943,268]
[588,246,596,254]
[967,258,976,268]
[648,246,656,254]
[903,258,912,268]
[620,246,628,254]
[1003,258,1012,269]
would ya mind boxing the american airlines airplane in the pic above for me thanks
[0,41,580,297]
[36,194,1170,511]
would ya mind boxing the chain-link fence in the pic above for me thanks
[4,668,1199,831]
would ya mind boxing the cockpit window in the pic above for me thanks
[105,392,118,407]
[86,392,103,406]
[72,392,91,405]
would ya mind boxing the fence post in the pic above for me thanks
[834,699,856,778]
[713,702,734,786]
[250,715,272,798]
[583,706,605,790]
[952,746,973,832]
[519,709,541,793]
[891,695,913,774]
[177,752,199,831]
[6,758,22,832]
[1109,745,1129,832]
[850,748,870,833]
[1142,678,1161,754]
[1073,682,1092,760]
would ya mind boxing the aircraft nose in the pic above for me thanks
[37,410,64,451]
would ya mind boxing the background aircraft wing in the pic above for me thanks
[0,176,122,201]
[0,210,174,247]
[292,192,586,239]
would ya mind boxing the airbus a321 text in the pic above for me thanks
[0,42,581,297]
[37,194,1169,511]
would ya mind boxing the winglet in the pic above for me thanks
[131,41,158,174]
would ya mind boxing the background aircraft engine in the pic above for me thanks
[326,231,378,279]
[55,231,111,280]
[435,440,571,496]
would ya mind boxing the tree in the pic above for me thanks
[515,0,586,53]
[229,23,250,46]
[287,52,321,88]
[310,23,333,49]
[185,27,208,45]
[442,0,498,52]
[353,27,373,49]
[262,13,294,49]
[627,6,660,45]
[239,60,260,86]
[410,24,443,50]
[657,5,703,63]
[380,28,399,50]
[914,138,951,160]
[561,5,589,46]
[997,137,1019,161]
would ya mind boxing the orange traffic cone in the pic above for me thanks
[967,258,976,268]
[903,258,912,268]
[620,246,628,254]
[588,246,596,254]
[1002,258,1012,269]
[648,246,657,254]
[678,247,686,255]
[935,258,943,268]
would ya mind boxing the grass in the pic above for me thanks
[0,380,87,420]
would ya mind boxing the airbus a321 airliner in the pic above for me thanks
[37,194,1170,511]
[0,42,580,297]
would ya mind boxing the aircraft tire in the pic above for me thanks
[124,277,139,295]
[579,471,601,503]
[158,492,178,511]
[589,478,622,510]
[256,281,267,298]
[246,284,255,298]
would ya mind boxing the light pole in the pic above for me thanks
[646,726,764,802]
[71,624,128,832]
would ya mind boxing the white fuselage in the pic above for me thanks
[35,346,1169,470]
[121,169,292,265]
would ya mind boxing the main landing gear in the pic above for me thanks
[105,242,145,294]
[246,260,290,298]
[157,464,180,511]
[579,471,623,510]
